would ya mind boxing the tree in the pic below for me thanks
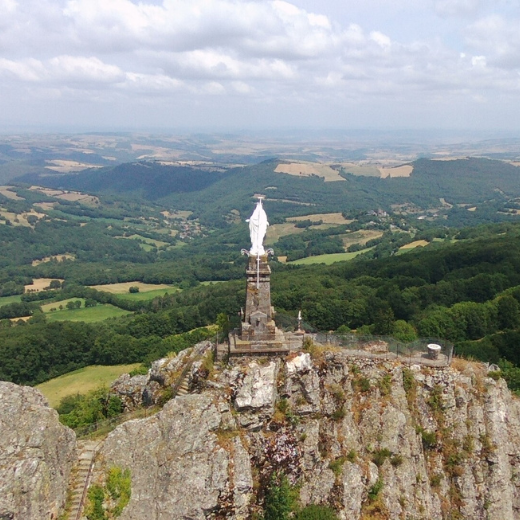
[129,286,140,293]
[49,279,62,289]
[498,295,520,330]
[392,320,417,342]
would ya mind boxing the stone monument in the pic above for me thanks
[225,197,304,357]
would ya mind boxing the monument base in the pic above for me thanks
[215,327,304,360]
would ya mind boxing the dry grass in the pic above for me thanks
[287,212,354,225]
[0,209,45,227]
[274,162,345,182]
[399,240,429,250]
[25,278,64,292]
[161,210,193,219]
[379,165,413,178]
[29,186,99,204]
[0,186,23,200]
[44,160,103,173]
[88,281,173,294]
[342,230,383,249]
[468,207,477,212]
[32,254,75,266]
[265,223,305,244]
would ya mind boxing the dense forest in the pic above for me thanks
[2,221,520,389]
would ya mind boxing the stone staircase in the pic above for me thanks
[67,440,100,520]
[175,376,190,396]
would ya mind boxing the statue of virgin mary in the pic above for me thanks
[247,198,269,256]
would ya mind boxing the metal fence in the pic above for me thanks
[309,333,453,367]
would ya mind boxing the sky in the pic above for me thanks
[1,0,520,133]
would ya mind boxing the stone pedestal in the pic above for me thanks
[224,254,303,358]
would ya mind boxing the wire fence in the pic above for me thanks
[309,332,453,367]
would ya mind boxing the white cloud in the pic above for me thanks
[1,0,520,130]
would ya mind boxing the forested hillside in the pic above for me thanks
[18,157,520,226]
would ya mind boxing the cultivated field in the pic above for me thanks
[117,234,169,248]
[274,162,345,182]
[341,230,383,249]
[338,163,381,177]
[0,186,23,200]
[379,165,414,178]
[45,304,131,323]
[24,278,64,292]
[290,249,371,265]
[89,281,174,294]
[29,186,99,205]
[265,223,305,244]
[287,213,354,225]
[399,240,429,250]
[36,364,142,408]
[0,209,45,227]
[45,159,103,173]
[116,287,179,301]
[0,294,22,307]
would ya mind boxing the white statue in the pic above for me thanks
[247,198,269,256]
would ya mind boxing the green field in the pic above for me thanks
[36,364,142,408]
[0,294,22,307]
[116,287,179,301]
[290,249,371,265]
[45,304,131,323]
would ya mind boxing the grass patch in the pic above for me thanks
[0,294,22,307]
[45,304,131,323]
[115,287,179,301]
[36,364,141,408]
[88,281,174,294]
[290,249,372,265]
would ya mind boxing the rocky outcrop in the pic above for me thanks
[110,341,213,410]
[93,350,520,520]
[4,346,520,520]
[0,382,76,520]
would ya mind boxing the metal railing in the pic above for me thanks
[309,333,453,366]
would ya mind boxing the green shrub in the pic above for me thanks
[378,374,392,396]
[346,449,357,462]
[128,365,149,377]
[328,457,346,477]
[264,472,293,520]
[331,406,346,421]
[368,478,384,501]
[372,448,392,467]
[295,504,339,520]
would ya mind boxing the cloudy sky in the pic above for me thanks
[1,0,520,133]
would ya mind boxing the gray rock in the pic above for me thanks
[100,393,226,520]
[111,373,148,411]
[234,361,278,413]
[0,382,76,520]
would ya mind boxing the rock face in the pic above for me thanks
[94,350,520,519]
[0,382,76,520]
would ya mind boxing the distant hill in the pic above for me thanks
[18,161,232,200]
[16,157,520,225]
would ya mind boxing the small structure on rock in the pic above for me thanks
[223,197,304,358]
